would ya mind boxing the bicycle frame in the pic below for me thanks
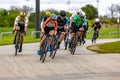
[40,34,50,63]
[70,30,79,55]
[50,32,61,59]
[15,30,21,56]
[92,30,98,44]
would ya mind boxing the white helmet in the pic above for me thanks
[81,11,86,18]
[95,18,100,22]
[76,9,82,15]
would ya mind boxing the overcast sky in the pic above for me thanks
[0,0,120,16]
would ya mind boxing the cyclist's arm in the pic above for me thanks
[54,21,58,31]
[13,17,19,30]
[64,17,69,29]
[43,18,50,28]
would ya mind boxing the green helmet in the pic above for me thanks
[45,11,51,17]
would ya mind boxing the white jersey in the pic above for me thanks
[14,16,28,27]
[70,12,77,21]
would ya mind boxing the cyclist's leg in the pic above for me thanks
[13,26,20,44]
[19,26,25,52]
[58,28,66,48]
[68,31,75,50]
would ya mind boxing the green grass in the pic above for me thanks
[87,41,120,53]
[0,27,120,45]
[0,27,40,45]
[86,27,120,39]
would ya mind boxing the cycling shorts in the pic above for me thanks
[57,27,65,32]
[44,26,54,34]
[71,22,82,33]
[17,23,25,33]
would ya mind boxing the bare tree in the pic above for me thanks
[116,4,120,16]
[108,4,116,18]
[21,5,33,14]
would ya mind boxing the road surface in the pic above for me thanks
[0,39,120,80]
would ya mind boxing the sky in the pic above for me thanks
[0,0,120,16]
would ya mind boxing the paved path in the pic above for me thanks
[0,39,120,80]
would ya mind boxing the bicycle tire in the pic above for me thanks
[14,32,20,56]
[51,40,58,59]
[40,35,49,63]
[71,32,78,55]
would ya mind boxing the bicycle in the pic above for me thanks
[50,31,61,59]
[92,30,98,44]
[70,29,79,55]
[39,34,50,63]
[78,31,86,46]
[14,30,21,56]
[64,32,70,50]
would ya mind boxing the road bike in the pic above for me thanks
[14,30,21,56]
[70,30,79,55]
[92,30,98,44]
[39,34,50,63]
[50,31,61,59]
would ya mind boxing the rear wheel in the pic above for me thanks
[14,33,20,56]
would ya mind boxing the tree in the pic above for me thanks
[0,9,8,27]
[81,4,98,20]
[108,4,116,18]
[21,5,33,14]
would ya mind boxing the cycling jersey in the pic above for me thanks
[44,18,58,31]
[70,12,77,21]
[72,15,85,27]
[14,16,28,31]
[57,16,69,28]
[92,22,101,30]
[83,17,88,32]
[14,16,28,27]
[41,16,49,28]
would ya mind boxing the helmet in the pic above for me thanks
[60,10,66,17]
[20,12,26,17]
[50,13,56,20]
[76,9,82,15]
[95,18,100,22]
[45,11,51,17]
[81,11,86,18]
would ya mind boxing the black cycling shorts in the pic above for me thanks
[44,26,54,34]
[71,22,81,33]
[57,27,65,32]
[17,23,25,33]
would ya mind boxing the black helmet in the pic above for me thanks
[60,10,66,17]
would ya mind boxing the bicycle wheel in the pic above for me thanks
[71,33,78,55]
[50,36,59,59]
[40,36,49,63]
[15,32,20,56]
[92,32,97,44]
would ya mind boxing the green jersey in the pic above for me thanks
[72,15,85,27]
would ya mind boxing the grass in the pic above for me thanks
[87,41,120,53]
[86,27,120,39]
[0,27,40,45]
[0,27,120,45]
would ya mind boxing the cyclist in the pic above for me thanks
[41,11,51,32]
[37,13,58,55]
[13,12,28,52]
[92,18,101,40]
[81,12,88,44]
[56,10,69,49]
[68,10,85,50]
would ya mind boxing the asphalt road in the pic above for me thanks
[0,39,120,80]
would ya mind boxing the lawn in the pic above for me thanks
[87,41,120,53]
[0,27,120,45]
[0,27,40,45]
